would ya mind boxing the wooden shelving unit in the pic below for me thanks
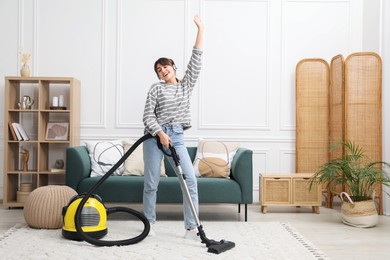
[3,77,80,208]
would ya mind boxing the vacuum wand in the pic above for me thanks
[160,142,235,254]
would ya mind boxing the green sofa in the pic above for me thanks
[65,146,253,221]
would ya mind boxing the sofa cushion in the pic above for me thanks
[164,147,197,177]
[122,139,166,177]
[85,140,124,177]
[193,140,239,178]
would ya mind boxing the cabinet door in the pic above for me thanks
[292,177,321,205]
[261,177,291,205]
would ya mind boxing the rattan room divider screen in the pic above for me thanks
[296,59,330,173]
[295,59,330,207]
[295,52,383,214]
[327,54,345,208]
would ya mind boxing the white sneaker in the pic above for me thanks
[148,223,156,237]
[184,228,199,240]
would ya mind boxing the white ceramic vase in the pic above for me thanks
[20,64,30,77]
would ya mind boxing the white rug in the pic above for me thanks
[0,221,329,260]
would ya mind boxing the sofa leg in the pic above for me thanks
[245,204,248,222]
[238,204,247,221]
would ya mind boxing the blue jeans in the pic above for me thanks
[143,124,199,230]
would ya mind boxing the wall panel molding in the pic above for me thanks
[198,0,270,130]
[280,0,352,131]
[115,0,142,129]
[81,0,107,129]
[115,0,189,129]
[34,0,107,128]
[279,148,295,172]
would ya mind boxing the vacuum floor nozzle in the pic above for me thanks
[162,144,236,254]
[207,240,235,254]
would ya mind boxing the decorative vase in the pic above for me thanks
[20,64,30,77]
[340,192,378,228]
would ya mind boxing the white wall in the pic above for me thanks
[0,0,388,208]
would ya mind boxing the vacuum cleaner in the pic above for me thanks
[62,134,151,246]
[62,133,235,254]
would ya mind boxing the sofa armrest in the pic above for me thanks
[230,148,253,203]
[66,146,91,191]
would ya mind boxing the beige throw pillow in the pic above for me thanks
[122,139,166,177]
[193,140,239,178]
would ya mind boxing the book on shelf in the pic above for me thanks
[50,168,65,173]
[8,121,18,140]
[11,123,30,141]
[11,123,22,140]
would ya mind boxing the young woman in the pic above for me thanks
[142,15,203,238]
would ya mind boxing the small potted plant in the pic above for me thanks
[309,141,390,227]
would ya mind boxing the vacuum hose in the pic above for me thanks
[74,134,153,246]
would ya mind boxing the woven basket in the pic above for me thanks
[340,192,378,228]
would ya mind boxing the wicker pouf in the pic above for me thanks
[24,185,77,229]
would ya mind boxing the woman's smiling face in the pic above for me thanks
[156,63,177,84]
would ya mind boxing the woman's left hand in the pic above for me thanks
[194,15,203,30]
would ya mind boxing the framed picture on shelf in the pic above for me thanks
[45,122,69,141]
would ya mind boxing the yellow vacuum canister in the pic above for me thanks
[62,194,107,241]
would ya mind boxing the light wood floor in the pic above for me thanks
[1,201,389,260]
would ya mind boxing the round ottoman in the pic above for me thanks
[24,185,77,229]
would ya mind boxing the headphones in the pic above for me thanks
[156,59,177,80]
[171,59,177,71]
[154,58,178,80]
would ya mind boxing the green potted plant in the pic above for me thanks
[309,141,390,227]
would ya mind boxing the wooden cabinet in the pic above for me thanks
[3,77,80,208]
[260,173,321,214]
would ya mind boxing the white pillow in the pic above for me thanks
[85,140,124,177]
[193,140,239,178]
[122,139,166,177]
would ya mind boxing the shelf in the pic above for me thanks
[41,110,70,112]
[6,170,65,175]
[8,109,39,112]
[7,140,39,143]
[4,201,24,208]
[7,171,39,175]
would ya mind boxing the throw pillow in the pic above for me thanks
[193,140,240,178]
[122,139,166,177]
[85,140,124,177]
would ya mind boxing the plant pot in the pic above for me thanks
[340,192,378,228]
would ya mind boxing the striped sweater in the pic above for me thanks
[143,48,203,136]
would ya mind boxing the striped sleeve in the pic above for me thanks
[143,84,162,136]
[182,48,203,90]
